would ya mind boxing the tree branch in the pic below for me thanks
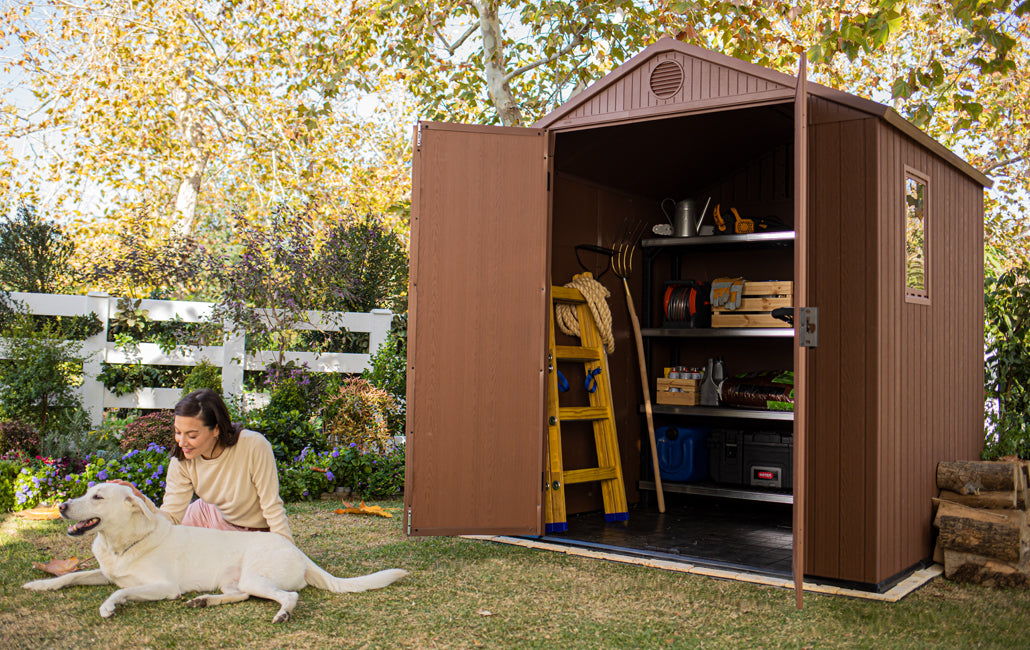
[502,20,592,85]
[984,155,1025,174]
[434,21,478,56]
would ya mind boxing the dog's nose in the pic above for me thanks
[58,502,68,513]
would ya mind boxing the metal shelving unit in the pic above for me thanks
[638,230,797,503]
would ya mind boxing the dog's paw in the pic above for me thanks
[22,579,56,591]
[185,596,209,608]
[99,601,117,618]
[272,610,291,623]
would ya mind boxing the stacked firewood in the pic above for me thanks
[932,459,1030,588]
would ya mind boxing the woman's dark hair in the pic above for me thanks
[172,389,242,460]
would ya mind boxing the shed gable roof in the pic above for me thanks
[534,37,990,188]
[534,37,798,130]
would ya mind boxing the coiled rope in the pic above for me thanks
[555,272,615,353]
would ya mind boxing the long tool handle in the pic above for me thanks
[621,278,665,512]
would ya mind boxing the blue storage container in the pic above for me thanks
[655,425,710,482]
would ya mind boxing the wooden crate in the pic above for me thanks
[711,280,793,328]
[655,377,699,406]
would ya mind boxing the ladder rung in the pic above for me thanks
[551,286,586,304]
[557,406,610,421]
[554,345,601,362]
[564,467,618,485]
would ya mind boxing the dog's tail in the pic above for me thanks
[304,561,408,594]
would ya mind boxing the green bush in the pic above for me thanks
[362,319,407,435]
[0,420,40,457]
[984,264,1030,459]
[0,317,90,438]
[12,444,169,510]
[245,408,327,463]
[181,361,222,398]
[0,457,24,512]
[120,410,175,453]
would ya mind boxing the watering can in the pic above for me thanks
[661,197,711,238]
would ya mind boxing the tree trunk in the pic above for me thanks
[934,500,1028,562]
[474,0,523,127]
[172,152,208,237]
[936,460,1020,494]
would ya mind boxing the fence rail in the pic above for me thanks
[1,292,393,426]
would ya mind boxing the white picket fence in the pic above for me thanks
[1,292,394,426]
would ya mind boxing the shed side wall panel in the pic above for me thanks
[876,123,985,580]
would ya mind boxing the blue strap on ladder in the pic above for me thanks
[584,367,602,393]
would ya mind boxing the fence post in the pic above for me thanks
[222,318,245,403]
[369,309,393,358]
[82,292,110,427]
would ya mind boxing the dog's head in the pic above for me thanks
[60,482,154,538]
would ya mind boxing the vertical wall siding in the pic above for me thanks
[567,51,783,123]
[876,124,985,579]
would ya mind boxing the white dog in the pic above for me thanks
[22,482,407,622]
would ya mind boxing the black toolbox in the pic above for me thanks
[707,429,793,490]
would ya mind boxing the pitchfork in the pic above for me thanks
[612,219,666,513]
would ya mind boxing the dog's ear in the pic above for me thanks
[125,494,155,520]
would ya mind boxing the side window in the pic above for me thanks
[904,170,929,303]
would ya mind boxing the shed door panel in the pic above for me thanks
[405,122,549,536]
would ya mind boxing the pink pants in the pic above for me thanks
[180,499,268,532]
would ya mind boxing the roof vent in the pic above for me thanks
[649,60,683,99]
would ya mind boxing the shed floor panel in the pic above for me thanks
[543,494,793,576]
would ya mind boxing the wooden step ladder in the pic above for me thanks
[545,281,629,533]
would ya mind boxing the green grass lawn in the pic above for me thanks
[3,499,1028,649]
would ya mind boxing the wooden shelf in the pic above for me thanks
[638,480,794,504]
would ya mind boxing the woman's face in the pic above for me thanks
[174,415,221,460]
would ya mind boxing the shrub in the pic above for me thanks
[0,317,90,437]
[0,420,40,456]
[984,264,1030,459]
[121,410,175,453]
[322,378,398,453]
[359,447,405,499]
[244,408,327,463]
[0,457,25,512]
[13,444,169,510]
[181,361,222,398]
[361,320,407,435]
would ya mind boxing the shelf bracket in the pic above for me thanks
[798,307,818,347]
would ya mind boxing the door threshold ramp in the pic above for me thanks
[462,534,942,602]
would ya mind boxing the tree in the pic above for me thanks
[0,201,75,293]
[669,0,1030,264]
[0,0,411,234]
[328,1,688,127]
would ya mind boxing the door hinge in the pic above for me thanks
[798,307,818,348]
[416,122,422,148]
[406,506,412,535]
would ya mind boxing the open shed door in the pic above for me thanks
[404,122,550,536]
[793,57,810,608]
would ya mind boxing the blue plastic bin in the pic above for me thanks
[655,425,710,482]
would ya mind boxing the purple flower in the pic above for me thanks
[88,481,96,488]
[97,470,108,481]
[326,471,335,482]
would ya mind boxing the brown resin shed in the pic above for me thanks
[403,37,990,593]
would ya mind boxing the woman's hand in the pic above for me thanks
[109,479,145,500]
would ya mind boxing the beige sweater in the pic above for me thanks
[160,429,293,541]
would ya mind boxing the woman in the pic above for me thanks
[119,389,293,541]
